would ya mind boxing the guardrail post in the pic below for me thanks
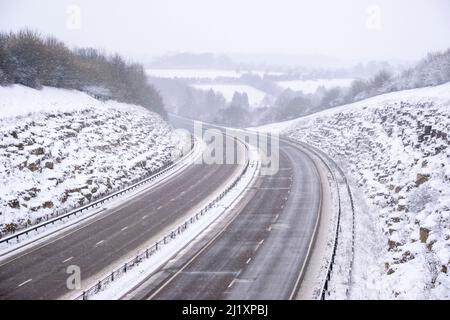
[83,291,87,300]
[124,262,127,272]
[146,248,149,258]
[111,271,114,281]
[155,242,158,250]
[164,236,167,244]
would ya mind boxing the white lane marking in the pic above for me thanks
[141,215,148,220]
[228,279,236,288]
[254,239,265,252]
[62,256,73,263]
[157,205,163,210]
[121,226,128,231]
[267,225,272,232]
[95,240,104,246]
[18,278,32,287]
[281,205,284,209]
[246,257,252,264]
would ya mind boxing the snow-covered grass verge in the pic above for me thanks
[261,82,450,299]
[69,139,261,300]
[0,85,186,236]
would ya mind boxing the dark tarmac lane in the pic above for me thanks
[139,131,322,300]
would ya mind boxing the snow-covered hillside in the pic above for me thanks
[0,85,185,235]
[261,83,450,299]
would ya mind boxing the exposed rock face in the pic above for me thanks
[8,199,20,209]
[45,161,54,169]
[415,173,430,186]
[42,201,54,209]
[419,227,430,243]
[31,147,45,155]
[1,102,185,236]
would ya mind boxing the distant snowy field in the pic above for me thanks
[146,68,282,80]
[0,85,185,234]
[277,78,354,94]
[257,83,450,299]
[191,84,268,108]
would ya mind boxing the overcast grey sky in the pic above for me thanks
[1,0,449,62]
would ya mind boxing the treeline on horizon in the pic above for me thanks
[148,47,450,127]
[0,29,166,117]
[266,48,450,123]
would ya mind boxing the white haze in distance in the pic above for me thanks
[0,0,449,63]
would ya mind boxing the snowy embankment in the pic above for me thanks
[258,83,450,299]
[0,85,185,235]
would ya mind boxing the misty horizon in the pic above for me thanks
[1,0,449,67]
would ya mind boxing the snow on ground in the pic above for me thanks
[0,85,110,118]
[191,84,268,108]
[277,78,354,94]
[249,118,298,134]
[146,68,282,80]
[0,85,185,235]
[258,82,450,299]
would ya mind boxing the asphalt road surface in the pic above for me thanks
[133,129,322,300]
[0,134,243,299]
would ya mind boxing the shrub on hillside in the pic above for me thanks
[0,30,166,117]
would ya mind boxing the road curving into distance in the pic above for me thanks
[0,126,245,300]
[126,116,323,300]
[0,114,324,300]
